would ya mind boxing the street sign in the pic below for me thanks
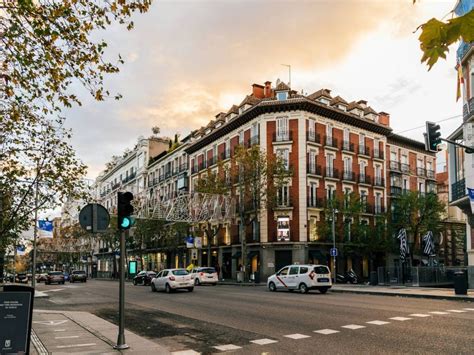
[330,248,338,257]
[194,237,202,249]
[79,203,110,233]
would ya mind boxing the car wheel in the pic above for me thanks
[133,279,137,286]
[165,283,171,293]
[299,283,308,294]
[151,283,157,292]
[319,287,328,294]
[194,278,200,286]
[187,287,194,292]
[268,282,276,292]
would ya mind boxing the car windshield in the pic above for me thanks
[172,269,188,276]
[314,266,330,274]
[199,268,216,273]
[73,271,85,275]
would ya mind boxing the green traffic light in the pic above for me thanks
[121,217,131,228]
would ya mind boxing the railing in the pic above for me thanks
[220,148,231,161]
[358,145,370,156]
[198,161,207,171]
[416,167,426,177]
[112,182,120,190]
[426,169,435,179]
[324,136,338,148]
[159,174,165,182]
[374,177,385,187]
[361,203,373,214]
[178,163,188,173]
[401,163,410,174]
[358,174,371,185]
[342,170,356,182]
[276,199,293,208]
[325,167,340,179]
[307,164,322,175]
[191,165,198,174]
[463,97,474,122]
[390,186,402,196]
[389,161,400,171]
[307,197,324,208]
[122,172,136,184]
[307,132,321,144]
[207,156,217,167]
[374,205,385,214]
[273,131,293,142]
[373,149,384,159]
[165,170,172,179]
[342,141,355,152]
[451,178,466,202]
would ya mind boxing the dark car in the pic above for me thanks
[46,271,65,285]
[133,271,156,286]
[16,273,29,284]
[36,273,48,283]
[70,270,87,283]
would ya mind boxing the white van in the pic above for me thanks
[267,264,332,294]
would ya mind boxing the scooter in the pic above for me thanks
[336,268,358,284]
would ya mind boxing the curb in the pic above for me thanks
[330,288,474,302]
[30,328,48,355]
[217,282,265,287]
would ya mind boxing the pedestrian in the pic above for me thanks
[215,262,221,279]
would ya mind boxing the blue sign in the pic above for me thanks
[330,248,338,257]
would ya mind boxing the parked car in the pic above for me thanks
[70,270,87,283]
[133,271,156,286]
[36,273,48,283]
[150,269,194,293]
[46,271,65,285]
[190,267,218,286]
[267,264,332,294]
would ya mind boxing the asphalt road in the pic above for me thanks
[34,280,474,354]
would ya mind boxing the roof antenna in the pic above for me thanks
[281,64,291,89]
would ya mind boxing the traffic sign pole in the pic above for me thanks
[114,229,128,350]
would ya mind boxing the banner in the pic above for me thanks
[194,237,202,249]
[468,187,474,214]
[16,245,26,256]
[38,220,53,238]
[185,236,194,249]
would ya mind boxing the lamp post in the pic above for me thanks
[331,208,338,284]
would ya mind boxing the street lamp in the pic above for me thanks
[331,208,338,284]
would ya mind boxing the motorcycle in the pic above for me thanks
[336,268,358,284]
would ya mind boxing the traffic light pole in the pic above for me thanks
[440,138,474,154]
[114,229,129,350]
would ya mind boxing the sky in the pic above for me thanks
[63,0,463,179]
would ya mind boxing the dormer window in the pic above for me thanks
[319,98,330,105]
[277,92,288,101]
[215,122,222,128]
[338,104,347,111]
[205,129,212,134]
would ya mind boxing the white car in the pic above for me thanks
[150,268,194,293]
[267,264,332,294]
[191,267,218,285]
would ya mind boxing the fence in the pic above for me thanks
[377,266,464,287]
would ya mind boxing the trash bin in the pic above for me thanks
[254,271,260,284]
[236,271,244,283]
[370,271,378,286]
[454,270,468,295]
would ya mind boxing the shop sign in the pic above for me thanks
[194,237,202,249]
[185,236,194,248]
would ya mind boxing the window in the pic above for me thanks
[238,131,244,145]
[326,153,334,173]
[309,182,317,206]
[289,266,299,275]
[427,160,433,171]
[403,178,409,191]
[308,119,316,139]
[338,104,347,111]
[401,154,408,165]
[278,267,289,276]
[359,161,366,178]
[276,117,289,140]
[326,123,333,144]
[390,151,397,162]
[417,158,423,168]
[309,150,316,172]
[299,267,309,274]
[375,193,382,213]
[326,185,335,200]
[277,148,289,169]
[277,185,290,206]
[277,92,288,101]
[375,165,382,184]
[344,157,352,175]
[359,133,365,148]
[360,190,368,204]
[343,128,350,144]
[344,218,352,241]
[419,181,425,192]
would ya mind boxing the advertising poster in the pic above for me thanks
[277,217,290,242]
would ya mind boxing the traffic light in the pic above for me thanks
[117,192,134,230]
[425,121,442,152]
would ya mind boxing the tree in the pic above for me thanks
[414,1,474,69]
[391,191,445,259]
[131,218,166,271]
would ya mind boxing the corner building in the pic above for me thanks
[181,81,435,281]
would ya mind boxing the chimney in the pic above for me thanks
[252,84,265,99]
[378,111,390,126]
[357,100,367,109]
[264,81,273,98]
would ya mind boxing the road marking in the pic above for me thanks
[366,320,390,325]
[447,310,466,313]
[171,351,200,355]
[33,320,68,326]
[429,311,449,315]
[284,333,311,340]
[46,288,65,292]
[56,343,96,349]
[389,317,412,321]
[250,339,278,345]
[463,308,474,311]
[341,324,366,330]
[409,314,431,318]
[55,335,80,339]
[314,329,339,335]
[213,344,242,351]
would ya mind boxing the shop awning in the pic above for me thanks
[232,251,242,259]
[247,251,259,259]
[309,250,326,260]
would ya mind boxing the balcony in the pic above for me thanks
[358,145,370,157]
[324,136,338,149]
[342,140,355,153]
[307,197,324,208]
[374,205,385,215]
[165,170,172,179]
[361,203,373,214]
[307,164,322,176]
[463,97,474,122]
[178,163,188,173]
[451,178,466,202]
[390,186,402,196]
[342,170,356,182]
[191,165,198,174]
[373,149,384,160]
[426,169,435,180]
[273,131,293,143]
[324,167,340,179]
[207,156,217,167]
[358,174,371,185]
[374,177,385,187]
[416,167,426,177]
[220,148,231,161]
[401,163,410,174]
[159,174,165,182]
[198,161,207,171]
[389,161,401,171]
[307,132,321,144]
[112,182,120,191]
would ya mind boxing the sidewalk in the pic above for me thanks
[31,310,171,354]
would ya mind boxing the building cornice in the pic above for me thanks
[387,134,435,156]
